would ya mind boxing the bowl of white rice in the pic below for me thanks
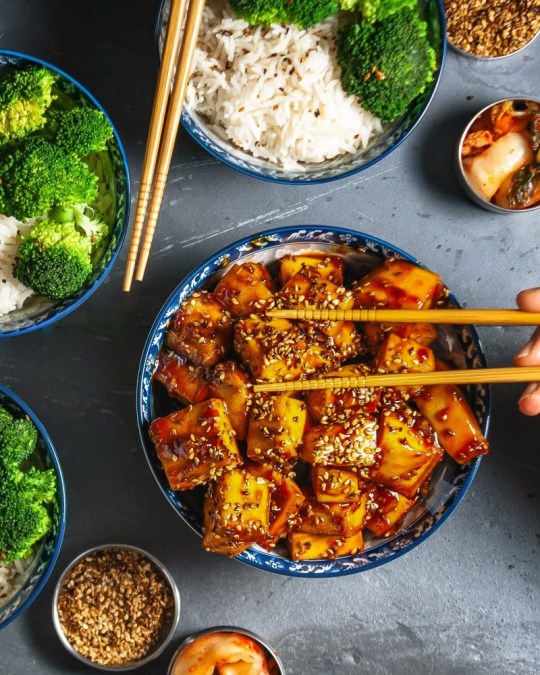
[157,0,446,183]
[0,383,66,630]
[0,51,130,337]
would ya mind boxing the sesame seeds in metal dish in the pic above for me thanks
[52,544,180,671]
[136,226,490,577]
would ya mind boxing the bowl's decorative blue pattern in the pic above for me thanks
[137,226,490,578]
[0,50,130,337]
[156,0,446,184]
[0,384,66,629]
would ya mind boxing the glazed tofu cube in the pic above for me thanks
[202,489,251,556]
[278,253,345,286]
[165,290,232,367]
[305,364,381,423]
[214,468,272,543]
[353,260,442,310]
[300,414,379,469]
[246,463,305,540]
[247,394,307,465]
[234,317,332,382]
[296,495,371,537]
[153,351,208,405]
[375,334,436,374]
[207,361,252,440]
[288,530,364,560]
[393,322,438,347]
[148,399,241,491]
[373,407,444,498]
[414,384,489,464]
[312,466,362,503]
[214,262,275,317]
[366,487,415,537]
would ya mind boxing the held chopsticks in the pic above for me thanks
[266,308,540,325]
[252,366,540,393]
[123,0,206,291]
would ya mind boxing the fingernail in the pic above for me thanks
[515,341,532,359]
[521,287,540,295]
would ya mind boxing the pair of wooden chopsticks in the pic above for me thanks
[253,307,540,392]
[123,0,205,291]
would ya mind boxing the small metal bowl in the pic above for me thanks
[448,29,540,61]
[456,98,540,214]
[52,544,180,671]
[167,626,285,675]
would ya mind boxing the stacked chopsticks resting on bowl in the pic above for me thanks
[123,0,205,291]
[254,307,540,393]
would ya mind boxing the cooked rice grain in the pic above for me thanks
[185,2,383,169]
[0,215,34,316]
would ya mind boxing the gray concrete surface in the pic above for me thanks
[0,1,539,673]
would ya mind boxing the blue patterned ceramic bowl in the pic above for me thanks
[137,226,490,577]
[156,0,446,184]
[0,384,66,629]
[0,50,130,337]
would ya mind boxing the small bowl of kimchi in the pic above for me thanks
[167,627,285,675]
[456,98,540,213]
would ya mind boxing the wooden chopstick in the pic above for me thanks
[267,308,540,325]
[135,0,206,283]
[252,366,540,393]
[123,0,188,292]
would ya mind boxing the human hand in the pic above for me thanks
[514,287,540,416]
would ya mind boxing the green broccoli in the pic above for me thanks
[48,106,114,156]
[0,406,56,564]
[230,0,339,29]
[13,218,99,300]
[337,8,436,123]
[0,136,99,220]
[339,0,416,22]
[0,66,56,145]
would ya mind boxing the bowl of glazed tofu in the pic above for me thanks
[136,225,490,577]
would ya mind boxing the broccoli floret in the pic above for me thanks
[0,136,99,220]
[49,106,113,156]
[13,219,94,300]
[0,67,56,145]
[0,409,55,563]
[337,8,436,123]
[339,0,416,22]
[230,0,339,29]
[50,203,109,249]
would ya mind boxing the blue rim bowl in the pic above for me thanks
[155,0,447,185]
[137,225,490,578]
[0,383,66,629]
[0,50,130,337]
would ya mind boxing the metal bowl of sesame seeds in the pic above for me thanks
[52,544,180,670]
[136,225,490,578]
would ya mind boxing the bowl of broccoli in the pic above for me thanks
[0,383,66,630]
[0,51,130,337]
[156,0,446,184]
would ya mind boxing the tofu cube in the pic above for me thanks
[207,361,252,440]
[214,468,272,543]
[414,384,489,464]
[165,290,232,367]
[153,350,208,405]
[373,407,444,498]
[214,262,275,317]
[312,466,362,503]
[296,494,371,537]
[393,322,438,347]
[148,399,241,491]
[247,394,307,465]
[202,488,251,556]
[353,260,442,310]
[366,487,415,537]
[279,253,345,286]
[288,530,364,560]
[375,333,436,374]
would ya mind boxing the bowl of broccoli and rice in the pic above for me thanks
[157,0,446,183]
[0,383,66,630]
[0,51,130,337]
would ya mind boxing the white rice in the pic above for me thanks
[0,214,34,317]
[183,1,383,170]
[0,552,36,604]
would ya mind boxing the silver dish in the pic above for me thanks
[167,626,285,675]
[52,543,180,671]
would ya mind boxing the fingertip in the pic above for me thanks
[518,383,540,416]
[516,287,540,312]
